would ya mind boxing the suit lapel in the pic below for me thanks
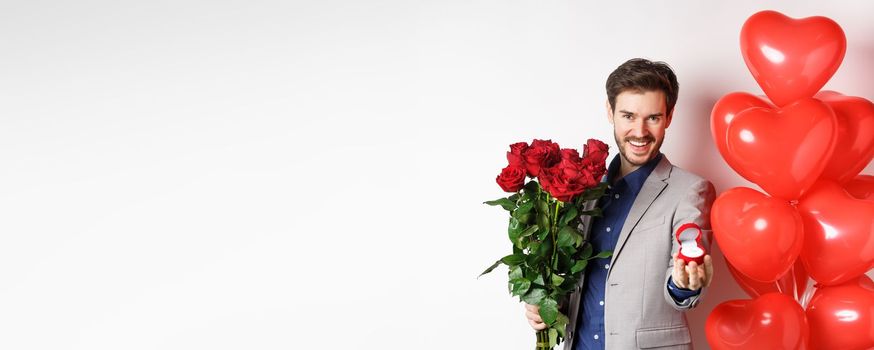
[606,156,672,280]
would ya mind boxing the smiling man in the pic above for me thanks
[524,58,717,349]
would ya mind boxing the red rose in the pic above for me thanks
[556,157,582,178]
[584,139,609,165]
[576,167,598,189]
[496,165,526,192]
[506,142,529,168]
[540,160,598,202]
[560,148,581,162]
[540,171,586,202]
[523,139,561,177]
[539,147,602,202]
[583,139,609,181]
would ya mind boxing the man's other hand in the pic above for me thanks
[524,303,547,330]
[671,252,713,291]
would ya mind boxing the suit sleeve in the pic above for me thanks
[662,178,716,310]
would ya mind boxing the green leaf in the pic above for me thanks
[581,208,603,217]
[571,259,588,274]
[526,239,539,252]
[548,328,558,348]
[536,213,550,235]
[484,197,515,211]
[508,265,523,280]
[501,254,525,266]
[521,288,546,305]
[509,278,531,296]
[518,225,539,239]
[579,242,593,259]
[582,183,608,200]
[515,212,533,225]
[550,274,565,286]
[478,259,502,278]
[532,273,545,286]
[520,190,532,203]
[536,226,550,240]
[514,201,534,216]
[524,180,541,194]
[560,206,578,226]
[556,226,577,248]
[508,218,525,249]
[524,252,541,267]
[554,313,569,339]
[535,239,552,258]
[523,268,537,281]
[591,250,613,260]
[536,197,550,216]
[508,193,520,202]
[539,298,559,325]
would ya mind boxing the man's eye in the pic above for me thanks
[648,116,660,122]
[623,114,633,119]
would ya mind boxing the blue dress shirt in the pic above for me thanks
[573,153,699,350]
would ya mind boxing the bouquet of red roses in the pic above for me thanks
[481,139,611,350]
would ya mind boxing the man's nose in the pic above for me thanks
[629,119,649,137]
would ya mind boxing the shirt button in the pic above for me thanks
[605,264,610,269]
[594,334,599,340]
[605,227,612,233]
[614,193,620,199]
[599,300,604,306]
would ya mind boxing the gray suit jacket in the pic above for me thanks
[562,156,716,350]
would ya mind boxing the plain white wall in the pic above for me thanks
[0,1,872,349]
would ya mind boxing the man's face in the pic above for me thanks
[607,89,672,168]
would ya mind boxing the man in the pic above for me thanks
[525,58,716,349]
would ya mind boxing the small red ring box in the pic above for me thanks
[676,223,705,265]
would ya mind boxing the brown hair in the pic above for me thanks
[606,58,679,115]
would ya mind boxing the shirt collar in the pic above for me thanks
[605,153,663,194]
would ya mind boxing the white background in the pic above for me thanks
[1,1,873,349]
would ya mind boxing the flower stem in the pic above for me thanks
[535,329,551,349]
[551,200,561,269]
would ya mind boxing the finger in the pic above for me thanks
[672,261,686,288]
[525,303,539,313]
[688,278,700,291]
[526,310,543,323]
[529,318,547,330]
[687,264,700,290]
[674,258,686,275]
[704,254,713,287]
[675,261,689,288]
[685,262,698,281]
[687,272,700,290]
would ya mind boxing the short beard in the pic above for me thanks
[614,133,660,167]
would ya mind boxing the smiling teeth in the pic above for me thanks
[630,140,648,147]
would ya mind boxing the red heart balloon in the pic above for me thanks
[845,175,874,200]
[815,91,874,183]
[805,275,874,350]
[711,92,774,173]
[712,187,804,282]
[741,10,846,107]
[727,259,808,300]
[726,98,837,200]
[706,293,809,350]
[797,180,874,286]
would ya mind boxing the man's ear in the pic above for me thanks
[665,110,673,129]
[606,100,614,125]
